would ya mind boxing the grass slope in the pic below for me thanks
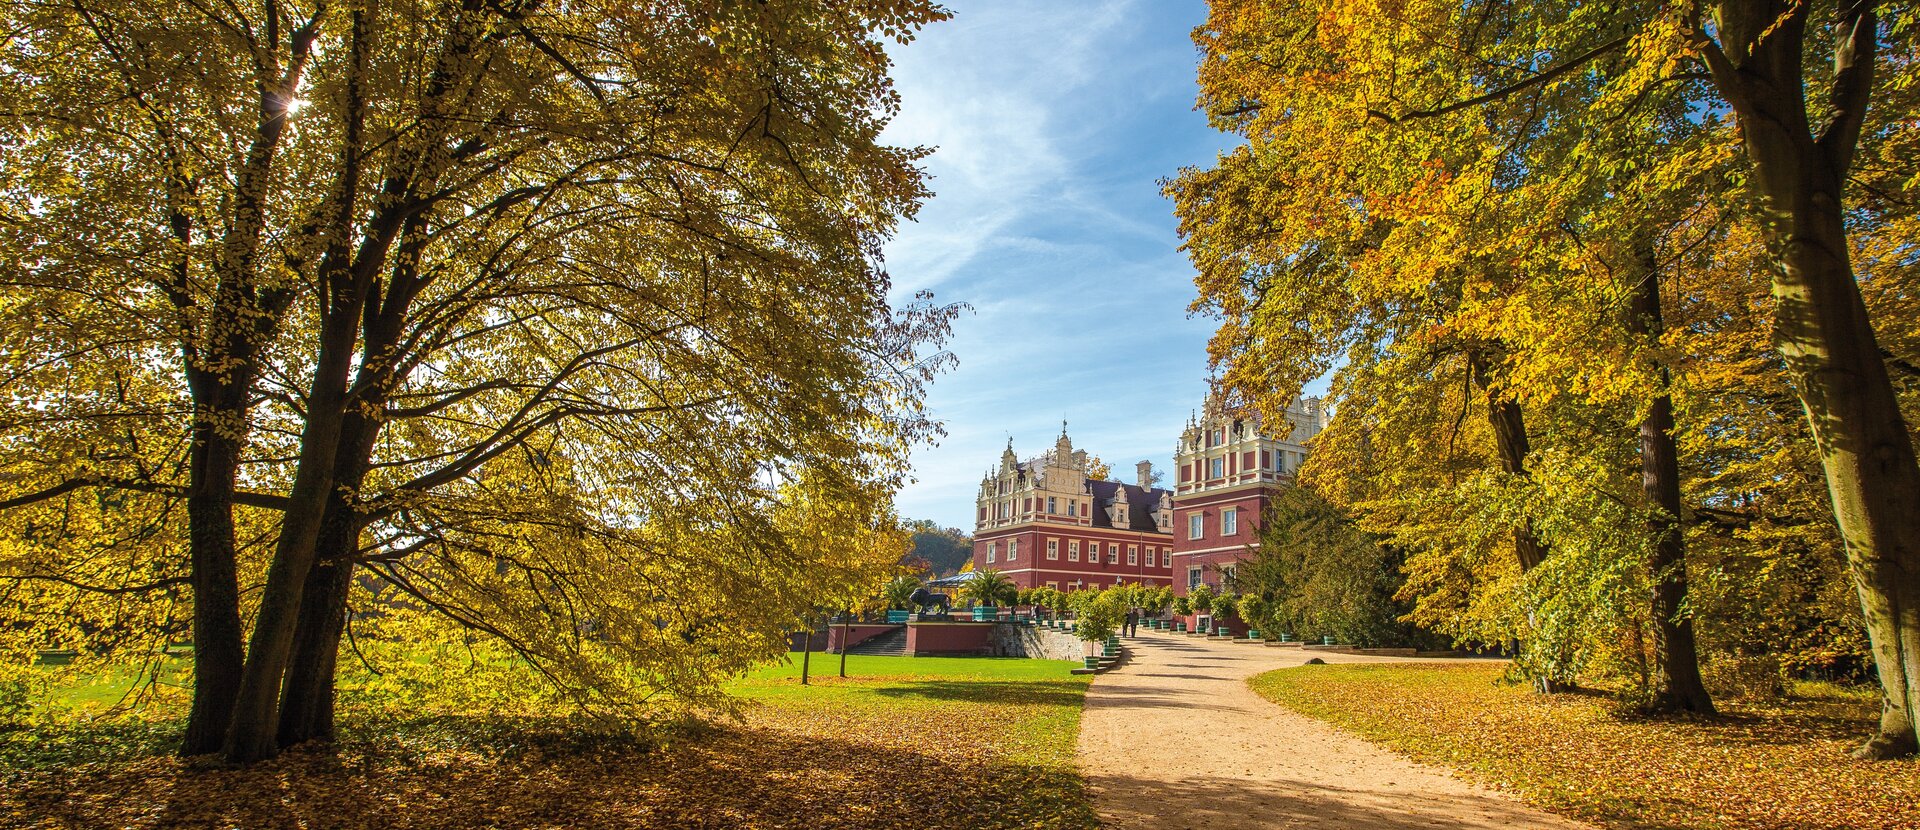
[1251,662,1920,830]
[4,655,1095,830]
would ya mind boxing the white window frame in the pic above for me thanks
[1068,540,1080,562]
[1210,456,1224,478]
[1047,496,1057,514]
[1188,513,1204,540]
[1222,507,1238,536]
[1046,538,1059,560]
[1107,543,1119,564]
[1008,539,1018,561]
[1188,567,1203,589]
[1127,545,1138,565]
[1067,500,1076,517]
[987,542,997,563]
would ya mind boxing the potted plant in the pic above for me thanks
[1239,595,1268,640]
[1212,593,1238,637]
[1070,588,1125,664]
[881,575,918,624]
[1171,594,1192,632]
[962,569,1016,621]
[1189,584,1214,634]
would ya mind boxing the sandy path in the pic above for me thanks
[1074,630,1591,830]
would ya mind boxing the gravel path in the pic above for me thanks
[1075,630,1591,829]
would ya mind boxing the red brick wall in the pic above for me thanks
[826,624,899,653]
[907,622,993,656]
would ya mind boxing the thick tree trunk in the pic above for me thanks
[276,409,381,747]
[181,427,248,756]
[1629,249,1714,715]
[1705,0,1920,758]
[221,323,358,763]
[275,554,354,746]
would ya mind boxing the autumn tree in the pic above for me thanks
[1176,0,1917,753]
[0,0,952,763]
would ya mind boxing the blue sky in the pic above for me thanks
[880,0,1240,531]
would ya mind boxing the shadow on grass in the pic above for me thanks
[4,715,1097,830]
[869,678,1087,706]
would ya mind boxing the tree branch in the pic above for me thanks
[1367,34,1632,123]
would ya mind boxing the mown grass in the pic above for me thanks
[3,654,1096,830]
[1251,662,1920,830]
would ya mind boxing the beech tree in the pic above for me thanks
[0,0,952,763]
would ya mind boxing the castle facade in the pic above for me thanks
[968,395,1328,597]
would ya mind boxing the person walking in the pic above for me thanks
[1124,608,1139,637]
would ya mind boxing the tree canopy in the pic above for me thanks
[0,0,954,763]
[1172,0,1920,755]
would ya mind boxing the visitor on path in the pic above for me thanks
[1124,609,1138,637]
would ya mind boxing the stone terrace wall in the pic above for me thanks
[988,623,1085,661]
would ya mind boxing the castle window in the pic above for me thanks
[1067,500,1076,517]
[1107,544,1119,564]
[1068,541,1080,562]
[1210,457,1224,478]
[1188,513,1204,539]
[1127,545,1138,565]
[1188,567,1203,589]
[1008,539,1019,560]
[1047,539,1059,560]
[1047,496,1057,514]
[1222,507,1239,536]
[987,543,997,563]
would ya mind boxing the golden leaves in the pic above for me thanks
[1254,662,1920,830]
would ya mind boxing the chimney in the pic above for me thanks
[1136,460,1155,488]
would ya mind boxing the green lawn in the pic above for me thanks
[6,653,1097,830]
[1251,662,1920,830]
[26,654,193,711]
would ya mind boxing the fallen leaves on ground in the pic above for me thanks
[1,663,1097,830]
[1251,662,1920,830]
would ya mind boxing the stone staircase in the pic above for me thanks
[845,625,908,657]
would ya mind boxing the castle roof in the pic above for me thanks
[1086,479,1171,532]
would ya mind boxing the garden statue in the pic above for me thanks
[909,587,952,616]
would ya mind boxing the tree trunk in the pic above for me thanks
[221,318,359,763]
[276,406,382,747]
[180,426,248,756]
[1630,245,1714,715]
[839,610,851,678]
[1468,350,1568,693]
[1705,0,1920,758]
[179,289,286,755]
[800,614,814,686]
[275,554,355,746]
[1469,351,1550,571]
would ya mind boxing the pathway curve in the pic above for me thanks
[1075,631,1591,830]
